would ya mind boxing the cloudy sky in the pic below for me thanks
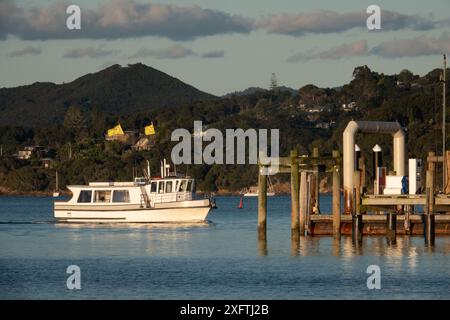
[0,0,449,95]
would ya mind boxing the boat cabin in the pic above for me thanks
[66,177,196,208]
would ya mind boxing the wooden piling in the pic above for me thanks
[299,171,308,235]
[290,150,299,239]
[306,173,313,234]
[446,151,450,194]
[404,205,411,234]
[358,156,366,190]
[312,147,320,213]
[258,168,267,240]
[426,152,435,210]
[424,187,435,246]
[354,170,361,215]
[424,214,435,246]
[352,188,363,243]
[387,212,397,238]
[332,150,341,239]
[352,214,363,243]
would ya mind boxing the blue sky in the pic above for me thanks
[1,0,449,95]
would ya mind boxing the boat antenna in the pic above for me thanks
[147,160,151,180]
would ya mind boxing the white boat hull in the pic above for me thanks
[243,192,275,197]
[54,199,211,223]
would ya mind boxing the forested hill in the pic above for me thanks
[0,63,216,127]
[0,64,449,194]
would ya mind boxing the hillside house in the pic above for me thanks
[105,130,137,144]
[132,136,154,151]
[16,146,47,160]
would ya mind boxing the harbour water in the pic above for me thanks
[0,195,449,299]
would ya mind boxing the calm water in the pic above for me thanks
[0,195,449,299]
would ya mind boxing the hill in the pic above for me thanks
[0,63,216,127]
[223,85,297,98]
[0,65,449,194]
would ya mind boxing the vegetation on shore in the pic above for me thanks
[0,64,449,195]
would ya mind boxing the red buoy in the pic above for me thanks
[238,195,244,209]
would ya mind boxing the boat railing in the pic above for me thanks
[152,192,192,204]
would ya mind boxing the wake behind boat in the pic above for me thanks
[54,160,212,223]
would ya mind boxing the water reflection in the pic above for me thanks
[298,236,322,256]
[332,238,341,257]
[258,238,268,256]
[54,221,211,230]
[280,234,448,271]
[51,221,212,257]
[290,237,299,256]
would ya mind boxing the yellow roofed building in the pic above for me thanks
[144,123,156,136]
[105,124,137,144]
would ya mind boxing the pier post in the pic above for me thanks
[352,214,363,244]
[299,171,308,235]
[446,151,450,194]
[258,168,267,240]
[312,147,320,213]
[352,188,363,244]
[354,170,361,216]
[290,150,300,239]
[358,156,366,190]
[332,150,341,239]
[306,174,313,234]
[404,205,411,234]
[426,152,435,210]
[424,187,435,246]
[387,212,397,240]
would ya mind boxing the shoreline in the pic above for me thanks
[0,182,332,197]
[0,189,333,197]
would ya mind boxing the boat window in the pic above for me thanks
[158,181,165,193]
[150,182,157,193]
[112,190,130,203]
[186,180,192,192]
[94,190,111,203]
[179,180,187,192]
[77,190,92,203]
[166,181,173,193]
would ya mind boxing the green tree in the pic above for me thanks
[398,69,414,83]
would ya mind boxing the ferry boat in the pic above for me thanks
[54,160,212,223]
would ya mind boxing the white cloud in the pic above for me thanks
[129,45,195,59]
[202,50,225,58]
[0,0,253,41]
[371,33,450,58]
[259,10,436,36]
[8,46,42,57]
[130,46,225,59]
[63,47,119,58]
[287,33,450,62]
[0,1,444,41]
